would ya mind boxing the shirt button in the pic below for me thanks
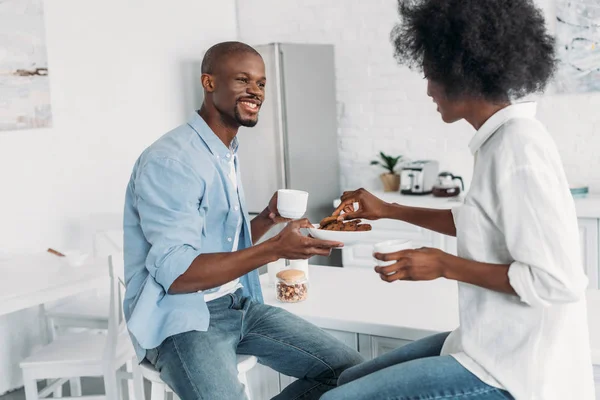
[234,206,239,211]
[227,237,232,242]
[226,153,231,158]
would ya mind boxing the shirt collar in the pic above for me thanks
[468,102,537,155]
[187,111,239,158]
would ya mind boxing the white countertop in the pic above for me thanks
[261,265,459,341]
[587,290,600,365]
[573,196,600,219]
[261,265,600,364]
[333,191,460,210]
[334,191,600,218]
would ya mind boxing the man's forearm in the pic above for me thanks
[383,203,457,237]
[443,254,516,295]
[251,207,275,243]
[169,238,279,294]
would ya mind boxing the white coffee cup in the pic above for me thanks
[373,239,413,267]
[288,259,309,280]
[267,258,286,286]
[277,189,309,219]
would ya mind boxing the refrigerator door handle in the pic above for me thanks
[274,43,289,189]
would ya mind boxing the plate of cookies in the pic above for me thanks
[307,215,375,245]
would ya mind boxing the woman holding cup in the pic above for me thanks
[323,0,594,399]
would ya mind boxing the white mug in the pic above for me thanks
[288,259,309,280]
[267,259,286,286]
[277,189,309,219]
[373,239,413,267]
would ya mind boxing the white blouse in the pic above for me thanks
[440,102,595,399]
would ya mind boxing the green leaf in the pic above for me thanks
[372,151,403,174]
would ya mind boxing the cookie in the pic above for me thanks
[319,215,339,228]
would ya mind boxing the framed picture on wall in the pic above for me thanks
[0,0,52,131]
[554,0,600,94]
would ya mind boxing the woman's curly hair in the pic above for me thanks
[391,0,557,102]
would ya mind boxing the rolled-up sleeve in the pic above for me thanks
[135,157,205,292]
[497,165,588,308]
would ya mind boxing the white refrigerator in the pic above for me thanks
[236,43,342,266]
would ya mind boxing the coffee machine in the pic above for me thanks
[400,160,439,195]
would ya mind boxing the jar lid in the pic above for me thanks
[276,269,306,284]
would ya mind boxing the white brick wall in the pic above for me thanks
[237,0,600,193]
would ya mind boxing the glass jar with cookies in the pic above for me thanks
[276,269,308,303]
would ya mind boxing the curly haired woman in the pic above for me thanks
[323,0,595,399]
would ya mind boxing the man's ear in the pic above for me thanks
[201,73,215,93]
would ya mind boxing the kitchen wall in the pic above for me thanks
[1,0,238,253]
[237,0,600,193]
[0,0,237,392]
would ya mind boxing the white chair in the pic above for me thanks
[19,253,139,400]
[133,354,258,400]
[44,221,124,338]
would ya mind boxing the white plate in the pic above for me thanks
[307,223,377,246]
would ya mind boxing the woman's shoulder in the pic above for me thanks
[486,116,553,156]
[480,115,562,178]
[499,116,549,142]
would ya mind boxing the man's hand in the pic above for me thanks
[265,191,292,224]
[373,247,448,282]
[273,219,343,259]
[332,188,390,221]
[252,192,291,243]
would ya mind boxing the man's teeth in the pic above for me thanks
[241,101,258,109]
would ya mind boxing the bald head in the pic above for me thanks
[201,41,261,75]
[199,41,266,129]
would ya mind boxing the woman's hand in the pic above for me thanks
[373,247,449,282]
[332,188,390,221]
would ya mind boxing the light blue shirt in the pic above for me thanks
[123,112,264,361]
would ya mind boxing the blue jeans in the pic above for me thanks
[145,289,364,399]
[321,332,514,400]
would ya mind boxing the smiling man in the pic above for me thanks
[122,41,363,399]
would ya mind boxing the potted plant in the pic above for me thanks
[370,152,402,192]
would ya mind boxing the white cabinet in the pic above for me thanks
[358,334,411,359]
[325,328,359,349]
[261,329,414,397]
[594,365,600,400]
[278,329,358,391]
[578,218,599,289]
[247,363,280,399]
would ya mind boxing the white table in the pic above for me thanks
[0,253,106,317]
[0,253,108,395]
